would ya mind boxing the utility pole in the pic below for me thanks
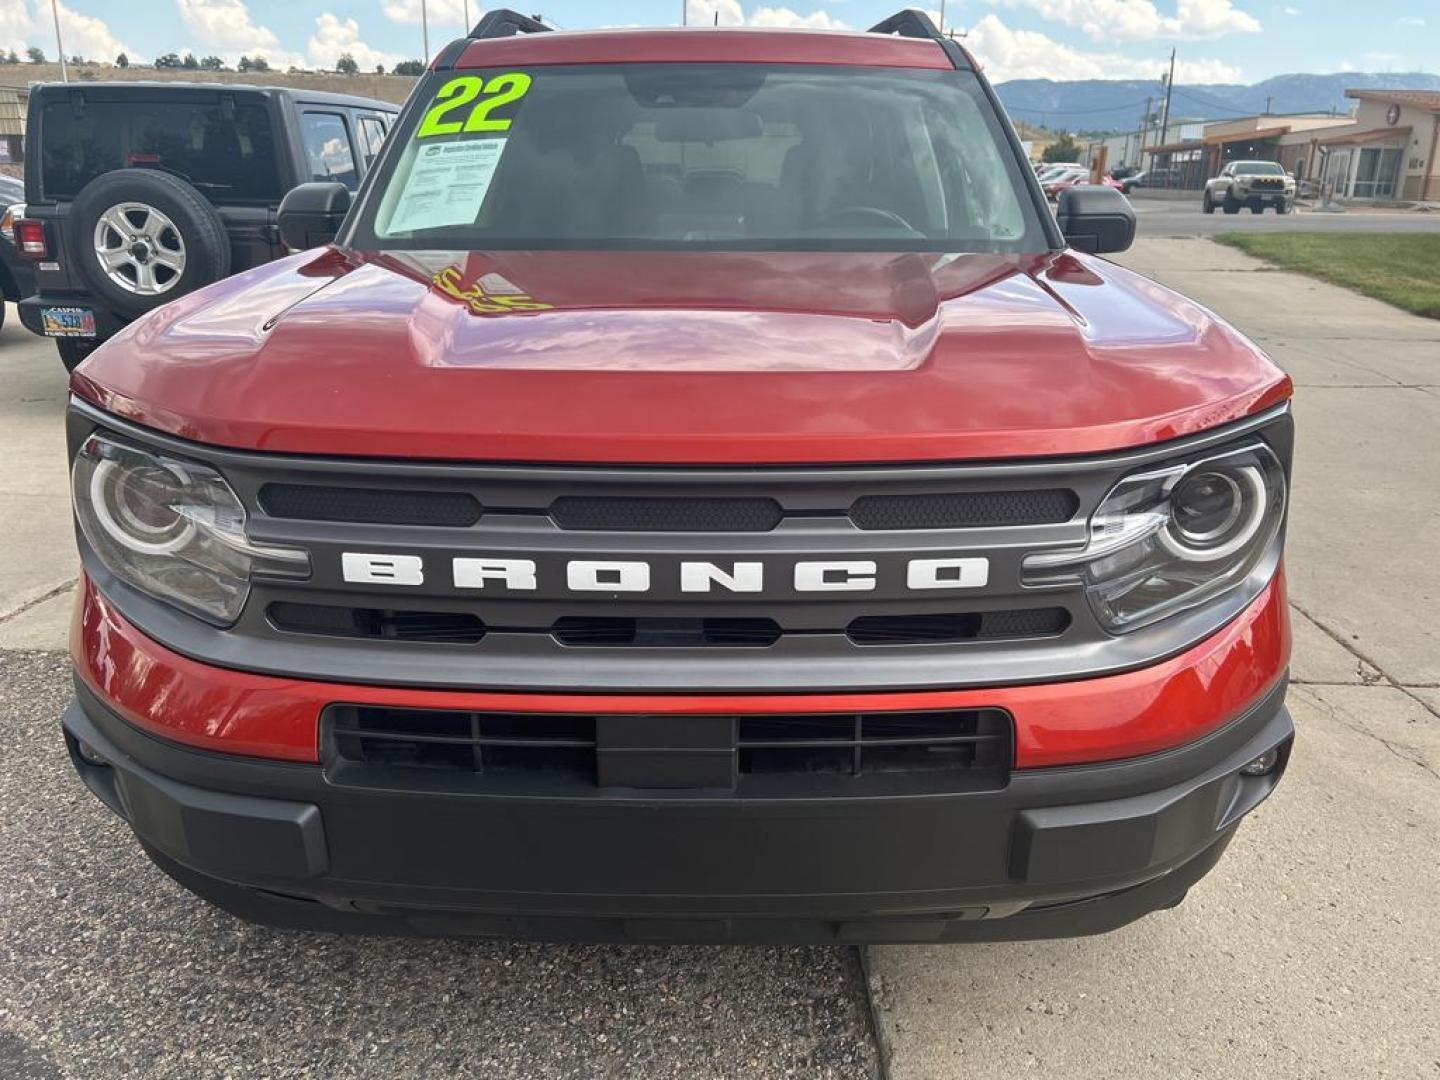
[421,0,430,60]
[50,0,68,82]
[682,0,687,26]
[939,0,946,33]
[1139,95,1152,156]
[1159,47,1176,147]
[1264,95,1272,115]
[463,0,471,32]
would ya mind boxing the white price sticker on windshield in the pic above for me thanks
[388,138,506,234]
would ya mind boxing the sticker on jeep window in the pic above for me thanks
[388,139,509,233]
[415,73,532,139]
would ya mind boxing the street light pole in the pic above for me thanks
[463,0,471,33]
[421,0,430,60]
[50,0,68,82]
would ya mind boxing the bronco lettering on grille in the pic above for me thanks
[340,554,990,593]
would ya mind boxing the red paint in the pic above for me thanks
[71,248,1291,465]
[449,28,952,72]
[73,572,1290,769]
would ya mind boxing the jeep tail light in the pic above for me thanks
[72,434,310,626]
[1023,442,1286,632]
[14,217,47,259]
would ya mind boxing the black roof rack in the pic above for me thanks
[470,9,551,39]
[867,9,944,40]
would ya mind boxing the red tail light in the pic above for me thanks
[14,218,47,259]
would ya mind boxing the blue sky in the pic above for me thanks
[1,1,1434,85]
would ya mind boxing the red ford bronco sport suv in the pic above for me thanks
[61,10,1293,943]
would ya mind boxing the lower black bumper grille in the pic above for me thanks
[326,705,1013,795]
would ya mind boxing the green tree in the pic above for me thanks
[155,52,182,68]
[374,63,385,75]
[181,52,199,69]
[392,59,424,76]
[1042,133,1084,164]
[115,52,129,68]
[250,55,270,72]
[25,46,44,64]
[200,55,224,70]
[335,53,358,75]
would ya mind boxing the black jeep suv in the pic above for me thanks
[16,82,397,368]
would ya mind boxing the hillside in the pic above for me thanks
[0,62,418,105]
[995,71,1440,133]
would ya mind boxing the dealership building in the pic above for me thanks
[1305,90,1440,202]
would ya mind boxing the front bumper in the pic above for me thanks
[63,676,1291,943]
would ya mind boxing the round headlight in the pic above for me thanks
[89,458,196,555]
[1163,464,1266,561]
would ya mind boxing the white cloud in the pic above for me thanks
[1282,6,1300,14]
[749,7,848,28]
[1397,16,1426,27]
[965,13,1242,82]
[306,13,403,71]
[382,0,472,30]
[0,0,138,62]
[984,0,1259,41]
[686,0,745,25]
[684,2,846,29]
[175,0,300,66]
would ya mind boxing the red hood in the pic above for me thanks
[73,247,1290,464]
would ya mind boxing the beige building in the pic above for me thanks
[1304,90,1440,202]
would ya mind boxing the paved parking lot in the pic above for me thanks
[2,236,1437,1078]
[1131,195,1440,237]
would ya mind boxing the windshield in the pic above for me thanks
[1234,161,1284,175]
[353,64,1045,252]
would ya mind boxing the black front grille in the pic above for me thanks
[848,607,1070,645]
[272,604,1068,649]
[850,489,1078,530]
[254,485,1077,531]
[259,484,483,527]
[326,705,1013,794]
[550,496,783,532]
[552,616,782,647]
[269,603,486,644]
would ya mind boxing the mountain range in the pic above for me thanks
[994,72,1440,134]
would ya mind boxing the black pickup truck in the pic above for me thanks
[15,81,397,368]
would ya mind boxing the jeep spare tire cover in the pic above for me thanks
[70,169,231,319]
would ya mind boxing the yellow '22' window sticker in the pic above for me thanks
[416,73,533,139]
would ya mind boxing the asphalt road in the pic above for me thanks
[1131,195,1440,236]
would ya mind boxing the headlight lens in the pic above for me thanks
[1023,442,1285,632]
[73,434,309,625]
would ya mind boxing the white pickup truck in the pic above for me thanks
[1202,160,1297,215]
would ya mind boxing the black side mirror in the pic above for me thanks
[278,182,352,251]
[1056,186,1136,255]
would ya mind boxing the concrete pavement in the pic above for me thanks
[866,239,1440,1079]
[0,310,77,651]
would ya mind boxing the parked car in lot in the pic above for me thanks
[1041,168,1126,201]
[15,81,398,368]
[1203,160,1297,215]
[0,174,32,330]
[62,9,1293,945]
[1040,166,1090,199]
[1118,169,1148,194]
